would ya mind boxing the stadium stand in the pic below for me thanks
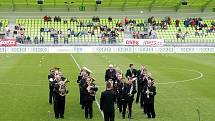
[0,19,9,32]
[14,17,215,44]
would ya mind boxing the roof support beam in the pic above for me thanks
[149,0,156,12]
[136,0,142,6]
[121,0,128,11]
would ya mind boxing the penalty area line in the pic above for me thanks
[70,54,104,119]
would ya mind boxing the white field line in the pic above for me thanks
[157,68,204,85]
[70,54,104,119]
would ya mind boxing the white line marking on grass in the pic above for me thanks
[157,68,204,85]
[70,54,104,119]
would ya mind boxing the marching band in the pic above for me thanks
[47,64,156,120]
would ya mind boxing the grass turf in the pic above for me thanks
[0,53,215,121]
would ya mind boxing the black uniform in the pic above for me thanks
[105,69,117,82]
[53,82,66,119]
[142,85,156,118]
[100,90,116,121]
[136,71,148,108]
[125,68,137,78]
[77,75,85,109]
[83,83,96,119]
[124,83,136,119]
[48,74,55,104]
[115,81,126,113]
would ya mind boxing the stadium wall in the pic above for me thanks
[0,46,215,53]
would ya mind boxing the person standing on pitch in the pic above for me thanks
[143,79,156,118]
[48,69,55,104]
[105,64,117,82]
[125,64,138,79]
[125,77,137,119]
[53,75,69,119]
[100,82,116,121]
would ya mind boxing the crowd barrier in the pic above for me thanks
[0,46,215,53]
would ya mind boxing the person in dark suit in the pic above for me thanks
[142,79,156,118]
[136,65,146,106]
[105,64,117,82]
[48,69,55,104]
[53,75,67,119]
[125,64,138,79]
[124,78,137,119]
[100,81,116,121]
[83,76,98,119]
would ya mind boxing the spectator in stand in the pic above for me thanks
[64,33,69,44]
[70,17,78,22]
[40,35,44,44]
[108,17,113,22]
[48,16,52,22]
[4,25,10,37]
[34,36,39,44]
[44,15,49,22]
[0,22,2,28]
[64,19,68,24]
[175,19,180,28]
[124,17,129,25]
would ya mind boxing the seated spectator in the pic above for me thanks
[64,19,68,24]
[108,16,113,22]
[48,16,52,22]
[34,36,39,44]
[44,15,49,22]
[175,19,180,28]
[70,17,78,22]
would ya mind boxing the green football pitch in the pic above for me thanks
[0,53,215,121]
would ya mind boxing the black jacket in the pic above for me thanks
[100,90,116,113]
[142,85,156,103]
[125,69,137,78]
[105,69,117,81]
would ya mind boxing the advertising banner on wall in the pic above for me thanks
[0,38,17,47]
[123,38,164,46]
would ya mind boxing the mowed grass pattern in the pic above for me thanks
[0,53,215,121]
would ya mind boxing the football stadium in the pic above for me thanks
[0,0,215,121]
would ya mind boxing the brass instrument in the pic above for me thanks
[128,84,133,96]
[59,79,70,96]
[146,87,150,98]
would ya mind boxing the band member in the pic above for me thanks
[136,65,146,107]
[115,76,127,114]
[125,64,138,79]
[143,79,156,118]
[105,64,117,82]
[100,82,116,121]
[48,69,55,104]
[83,76,98,119]
[77,67,91,109]
[53,74,69,119]
[125,77,137,119]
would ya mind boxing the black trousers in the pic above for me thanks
[49,85,54,104]
[117,98,123,113]
[145,103,155,118]
[104,111,115,121]
[54,95,65,118]
[136,90,144,107]
[122,100,133,118]
[84,100,93,118]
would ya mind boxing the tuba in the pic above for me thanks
[58,79,69,96]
